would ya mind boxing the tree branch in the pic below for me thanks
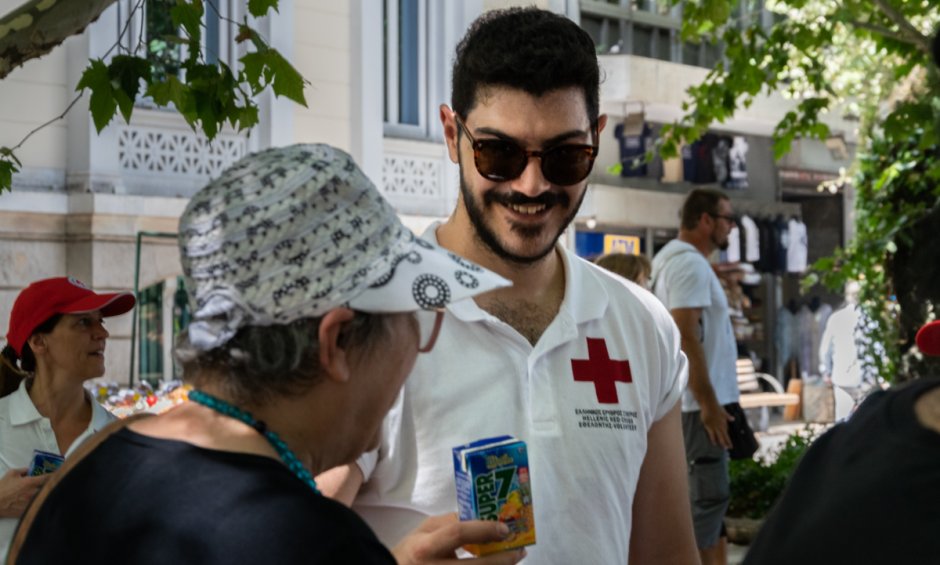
[870,0,932,56]
[844,18,922,48]
[0,0,118,79]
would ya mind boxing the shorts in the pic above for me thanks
[682,410,730,549]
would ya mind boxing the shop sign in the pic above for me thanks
[603,235,641,255]
[778,169,839,186]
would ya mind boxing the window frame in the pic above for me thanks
[383,0,431,140]
[119,0,241,109]
[579,0,735,68]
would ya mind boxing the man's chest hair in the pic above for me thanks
[480,297,560,346]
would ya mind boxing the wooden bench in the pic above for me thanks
[736,359,800,430]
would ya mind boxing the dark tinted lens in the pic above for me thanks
[541,145,597,185]
[474,140,527,181]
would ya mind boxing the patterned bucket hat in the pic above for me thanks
[178,144,509,351]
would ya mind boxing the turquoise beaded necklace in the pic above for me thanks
[188,389,320,494]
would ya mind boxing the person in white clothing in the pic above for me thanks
[0,277,135,559]
[819,281,870,420]
[652,188,741,565]
[318,7,699,564]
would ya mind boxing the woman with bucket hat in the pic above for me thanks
[9,144,524,564]
[0,277,135,558]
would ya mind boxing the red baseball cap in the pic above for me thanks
[5,277,136,357]
[916,321,940,357]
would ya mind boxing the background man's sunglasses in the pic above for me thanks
[455,115,598,186]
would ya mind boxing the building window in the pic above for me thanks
[384,0,429,139]
[579,0,730,68]
[138,280,164,386]
[119,0,237,93]
[137,277,191,384]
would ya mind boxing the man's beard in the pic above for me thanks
[714,232,730,251]
[458,158,585,265]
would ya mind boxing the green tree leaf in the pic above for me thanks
[109,55,152,123]
[265,49,308,105]
[0,158,18,191]
[76,59,118,132]
[240,51,266,92]
[248,0,279,18]
[170,0,203,40]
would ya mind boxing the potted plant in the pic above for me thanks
[726,427,818,544]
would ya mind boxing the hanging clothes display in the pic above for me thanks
[726,226,741,263]
[776,302,799,382]
[614,122,651,177]
[739,214,760,263]
[682,134,719,184]
[726,136,749,190]
[712,136,731,186]
[787,217,809,273]
[754,216,770,272]
[796,300,833,379]
[773,215,790,274]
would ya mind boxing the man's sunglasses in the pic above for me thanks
[454,114,599,186]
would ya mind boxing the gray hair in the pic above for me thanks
[175,312,396,406]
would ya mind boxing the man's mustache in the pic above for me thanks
[484,190,570,208]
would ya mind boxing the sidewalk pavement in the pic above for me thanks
[729,543,748,564]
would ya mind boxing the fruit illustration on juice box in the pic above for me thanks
[27,450,64,476]
[452,436,536,556]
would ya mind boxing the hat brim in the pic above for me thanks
[61,292,137,318]
[348,236,509,313]
[916,321,940,357]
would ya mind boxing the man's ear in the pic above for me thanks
[700,212,714,231]
[595,113,609,138]
[319,308,357,383]
[440,104,460,164]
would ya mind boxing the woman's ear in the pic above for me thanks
[26,333,47,356]
[319,308,356,383]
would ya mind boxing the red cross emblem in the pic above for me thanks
[571,337,633,404]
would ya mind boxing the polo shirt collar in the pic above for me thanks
[557,245,610,325]
[9,378,43,426]
[8,378,111,431]
[420,222,610,326]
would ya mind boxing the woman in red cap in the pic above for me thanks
[0,277,135,558]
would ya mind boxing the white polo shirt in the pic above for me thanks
[0,379,116,558]
[354,237,687,564]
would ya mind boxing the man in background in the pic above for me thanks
[652,187,741,565]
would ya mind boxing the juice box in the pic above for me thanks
[452,436,536,556]
[27,449,64,476]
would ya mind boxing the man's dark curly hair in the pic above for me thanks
[451,7,599,123]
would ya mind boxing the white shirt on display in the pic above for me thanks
[739,214,760,263]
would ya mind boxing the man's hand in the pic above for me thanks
[700,399,734,449]
[0,468,48,518]
[392,513,526,565]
